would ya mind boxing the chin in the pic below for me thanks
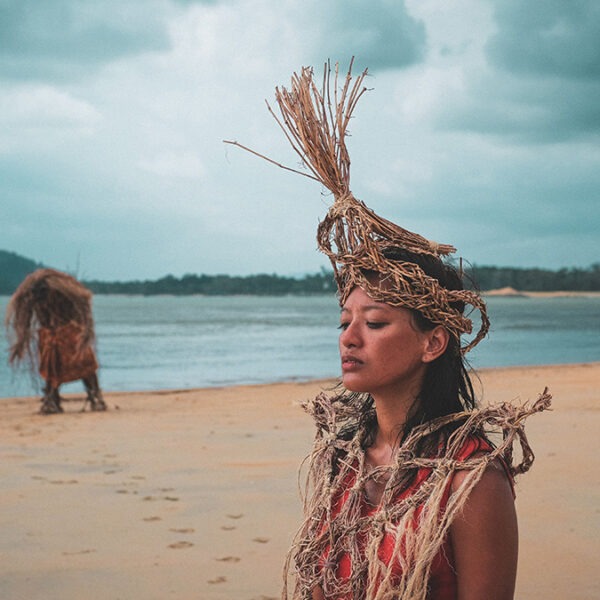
[341,376,369,393]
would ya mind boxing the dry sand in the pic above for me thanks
[1,363,599,600]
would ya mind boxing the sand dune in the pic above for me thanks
[1,363,599,599]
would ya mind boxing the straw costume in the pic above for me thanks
[226,60,550,600]
[5,268,106,414]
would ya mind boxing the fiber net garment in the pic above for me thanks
[283,389,551,599]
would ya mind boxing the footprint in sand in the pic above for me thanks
[50,479,78,485]
[143,495,178,502]
[169,528,195,534]
[143,516,162,522]
[168,541,194,549]
[252,537,270,544]
[207,576,227,584]
[62,549,97,556]
[226,513,244,519]
[221,525,236,531]
[215,556,241,563]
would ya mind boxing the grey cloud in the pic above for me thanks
[441,77,600,143]
[486,0,600,79]
[171,0,218,4]
[438,1,600,142]
[315,0,426,71]
[0,0,172,81]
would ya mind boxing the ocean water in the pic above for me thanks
[1,294,598,399]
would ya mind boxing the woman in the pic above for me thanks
[226,60,550,599]
[295,253,522,599]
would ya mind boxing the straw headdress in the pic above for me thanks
[225,59,489,353]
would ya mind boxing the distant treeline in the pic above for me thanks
[85,272,336,296]
[1,249,599,296]
[467,264,600,292]
[84,264,600,295]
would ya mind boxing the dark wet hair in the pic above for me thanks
[359,248,477,447]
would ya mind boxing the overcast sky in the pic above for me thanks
[1,0,599,281]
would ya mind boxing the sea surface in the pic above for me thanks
[1,294,599,399]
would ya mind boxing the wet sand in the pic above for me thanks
[1,362,599,599]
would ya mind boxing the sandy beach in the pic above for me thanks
[483,288,600,299]
[1,362,599,600]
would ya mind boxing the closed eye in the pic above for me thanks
[367,321,388,329]
[338,322,349,331]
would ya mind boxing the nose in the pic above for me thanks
[339,320,361,348]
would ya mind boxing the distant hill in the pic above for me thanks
[0,250,43,295]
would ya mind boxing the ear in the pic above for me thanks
[421,326,450,363]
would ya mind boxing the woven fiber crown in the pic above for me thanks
[225,59,489,353]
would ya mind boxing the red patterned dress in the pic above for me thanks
[318,437,510,599]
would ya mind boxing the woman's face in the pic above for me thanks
[339,287,431,403]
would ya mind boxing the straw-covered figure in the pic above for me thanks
[5,268,106,414]
[226,60,551,599]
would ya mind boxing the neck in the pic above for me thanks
[370,390,419,455]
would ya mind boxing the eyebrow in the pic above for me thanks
[341,304,389,314]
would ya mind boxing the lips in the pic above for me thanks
[341,354,363,371]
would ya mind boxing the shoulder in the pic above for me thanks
[449,434,515,498]
[450,455,513,496]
